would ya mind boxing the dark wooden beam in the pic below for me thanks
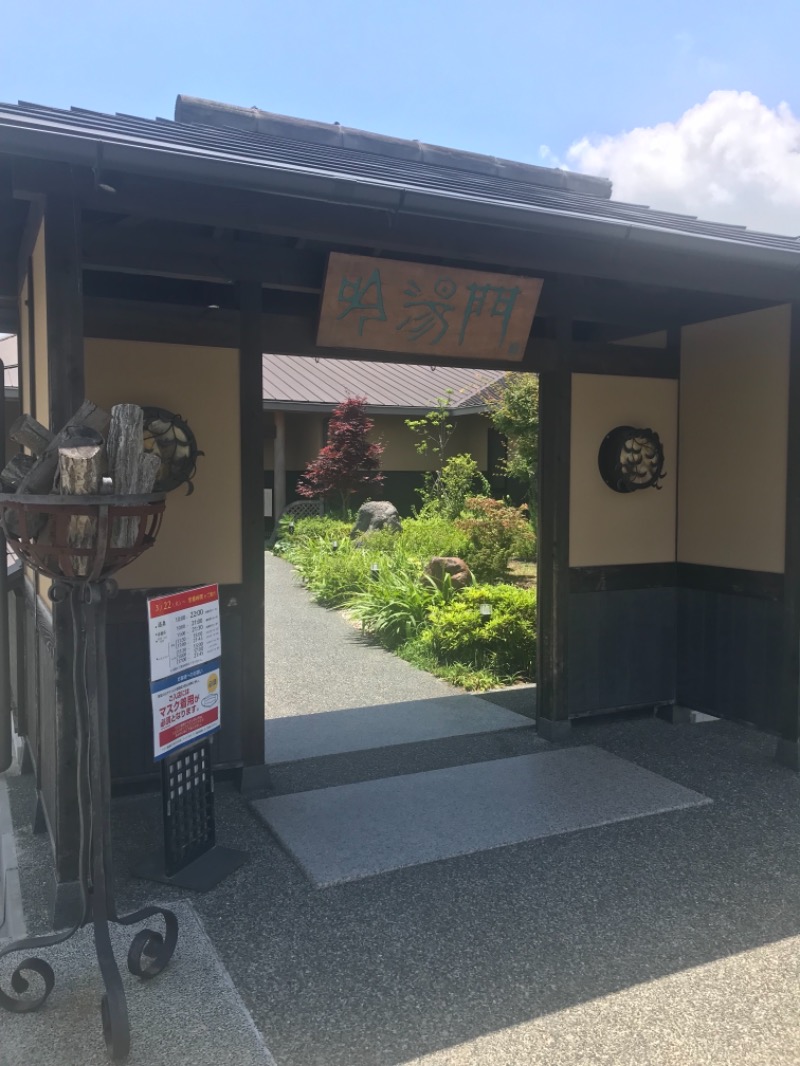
[777,301,800,768]
[82,231,326,292]
[15,198,44,295]
[536,307,572,738]
[0,296,18,333]
[236,279,267,786]
[45,193,85,425]
[82,296,680,376]
[79,225,772,337]
[13,161,800,302]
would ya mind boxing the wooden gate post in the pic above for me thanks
[536,313,572,740]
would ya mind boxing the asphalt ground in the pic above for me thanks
[8,712,800,1066]
[4,553,800,1064]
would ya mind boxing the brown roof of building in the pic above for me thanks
[261,354,505,414]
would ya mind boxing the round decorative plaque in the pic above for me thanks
[598,426,666,493]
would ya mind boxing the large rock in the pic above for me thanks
[425,556,473,591]
[350,501,402,539]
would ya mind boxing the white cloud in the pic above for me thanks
[564,91,800,237]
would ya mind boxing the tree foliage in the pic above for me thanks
[419,453,490,520]
[487,374,539,513]
[296,397,384,516]
[405,391,457,505]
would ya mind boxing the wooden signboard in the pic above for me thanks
[317,253,543,362]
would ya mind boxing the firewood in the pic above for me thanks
[125,451,161,546]
[9,414,53,457]
[59,438,103,577]
[0,454,37,491]
[15,401,110,497]
[107,404,144,547]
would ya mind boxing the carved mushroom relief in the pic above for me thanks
[598,426,666,493]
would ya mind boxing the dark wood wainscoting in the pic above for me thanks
[567,562,785,730]
[568,565,677,717]
[676,563,783,733]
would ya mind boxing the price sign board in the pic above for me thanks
[147,585,223,760]
[148,585,221,682]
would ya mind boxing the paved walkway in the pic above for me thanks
[264,552,456,717]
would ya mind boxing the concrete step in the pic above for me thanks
[266,719,547,796]
[254,745,712,888]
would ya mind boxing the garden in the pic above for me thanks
[272,377,539,692]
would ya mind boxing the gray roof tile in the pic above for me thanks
[262,354,504,411]
[1,100,798,250]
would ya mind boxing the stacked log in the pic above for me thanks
[0,402,162,575]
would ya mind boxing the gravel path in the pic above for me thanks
[264,552,456,718]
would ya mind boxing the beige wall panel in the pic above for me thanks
[263,410,490,474]
[570,374,678,567]
[678,305,790,572]
[31,221,49,428]
[84,340,242,589]
[371,413,487,472]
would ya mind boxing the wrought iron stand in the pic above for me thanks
[0,493,175,1061]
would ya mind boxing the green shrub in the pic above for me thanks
[423,584,536,682]
[273,515,351,556]
[347,565,450,649]
[415,453,490,520]
[456,497,534,581]
[390,514,469,564]
[300,544,373,606]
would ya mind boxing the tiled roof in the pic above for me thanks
[262,354,504,412]
[0,99,798,251]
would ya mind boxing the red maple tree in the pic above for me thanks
[297,397,384,516]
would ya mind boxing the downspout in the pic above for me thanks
[0,362,11,773]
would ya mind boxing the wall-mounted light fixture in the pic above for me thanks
[598,426,666,494]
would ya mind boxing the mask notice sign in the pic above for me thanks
[147,585,222,760]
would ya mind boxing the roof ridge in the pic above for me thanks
[174,95,613,201]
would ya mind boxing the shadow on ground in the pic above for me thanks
[8,716,800,1066]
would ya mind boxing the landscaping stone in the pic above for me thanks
[424,555,473,590]
[350,500,401,539]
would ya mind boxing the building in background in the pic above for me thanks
[262,354,508,522]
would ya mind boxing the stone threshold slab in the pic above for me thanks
[1,900,275,1066]
[254,746,711,887]
[264,695,534,764]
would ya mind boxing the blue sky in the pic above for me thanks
[0,0,795,162]
[2,1,800,231]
